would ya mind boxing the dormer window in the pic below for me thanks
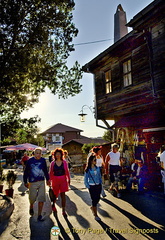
[105,70,112,94]
[123,59,132,87]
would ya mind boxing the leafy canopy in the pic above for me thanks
[1,115,44,145]
[102,130,113,142]
[82,143,100,155]
[0,0,82,119]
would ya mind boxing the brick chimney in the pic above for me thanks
[114,4,128,42]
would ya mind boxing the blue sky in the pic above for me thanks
[21,0,153,137]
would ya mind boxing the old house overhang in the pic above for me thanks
[112,109,165,129]
[82,31,136,138]
[126,0,164,30]
[82,0,165,134]
[82,31,134,74]
[82,0,164,75]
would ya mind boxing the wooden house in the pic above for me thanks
[62,136,109,173]
[41,123,82,151]
[82,0,165,189]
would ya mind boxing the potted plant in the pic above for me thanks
[0,165,5,193]
[5,170,17,198]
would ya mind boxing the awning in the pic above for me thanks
[113,110,165,129]
[5,143,46,151]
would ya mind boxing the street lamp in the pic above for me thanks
[78,105,93,122]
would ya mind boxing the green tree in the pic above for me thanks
[0,0,82,119]
[82,143,100,155]
[102,130,113,142]
[15,129,44,146]
[1,115,41,144]
[32,134,45,147]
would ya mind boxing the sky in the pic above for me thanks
[21,0,153,137]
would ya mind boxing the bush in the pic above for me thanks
[0,165,5,184]
[82,143,100,155]
[5,170,17,189]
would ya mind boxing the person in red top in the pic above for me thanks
[49,148,70,217]
[21,152,29,170]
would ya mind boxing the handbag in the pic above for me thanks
[49,187,56,202]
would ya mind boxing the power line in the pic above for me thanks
[74,38,113,46]
[0,38,114,51]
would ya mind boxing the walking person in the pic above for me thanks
[23,148,50,221]
[105,143,122,198]
[63,150,72,169]
[49,148,70,217]
[92,146,106,197]
[84,154,102,221]
[21,152,29,170]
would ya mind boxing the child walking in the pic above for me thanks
[49,148,70,217]
[84,154,102,221]
[23,148,50,221]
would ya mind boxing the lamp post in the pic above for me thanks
[78,105,93,122]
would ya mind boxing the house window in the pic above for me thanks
[105,70,112,94]
[123,59,132,87]
[56,136,60,141]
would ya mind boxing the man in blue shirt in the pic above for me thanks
[23,148,50,221]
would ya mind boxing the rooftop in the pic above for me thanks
[63,136,109,146]
[41,123,83,134]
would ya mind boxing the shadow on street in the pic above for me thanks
[0,219,10,236]
[55,194,90,229]
[120,190,165,228]
[102,196,165,240]
[69,185,112,219]
[98,220,127,240]
[53,213,72,240]
[29,216,54,240]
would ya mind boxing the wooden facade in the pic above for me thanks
[83,0,165,123]
[41,123,82,150]
[82,0,165,190]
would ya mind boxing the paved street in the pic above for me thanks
[0,167,165,240]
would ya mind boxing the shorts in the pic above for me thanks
[29,181,46,204]
[51,175,69,197]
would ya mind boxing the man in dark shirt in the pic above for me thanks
[23,148,50,221]
[126,159,147,193]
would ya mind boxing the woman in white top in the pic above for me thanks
[105,143,121,197]
[92,146,106,198]
[92,146,104,174]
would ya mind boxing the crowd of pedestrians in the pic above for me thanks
[22,143,165,222]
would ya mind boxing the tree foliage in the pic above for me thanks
[1,115,42,144]
[82,143,100,155]
[15,129,44,146]
[102,130,113,142]
[0,0,82,118]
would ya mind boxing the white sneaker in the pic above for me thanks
[95,216,101,221]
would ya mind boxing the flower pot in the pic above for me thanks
[0,184,3,193]
[5,188,14,198]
